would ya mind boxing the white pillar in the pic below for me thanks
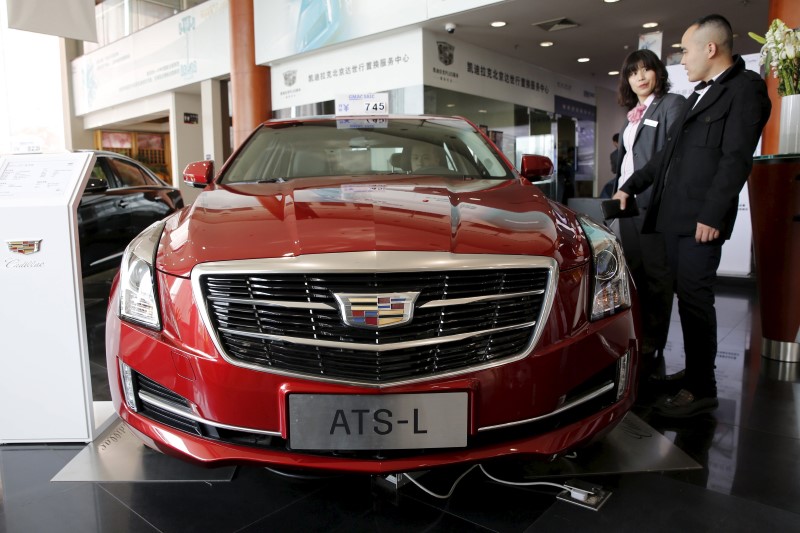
[170,92,204,203]
[60,38,94,151]
[1,3,66,154]
[201,78,225,168]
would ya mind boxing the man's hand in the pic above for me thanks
[695,222,720,243]
[612,190,629,210]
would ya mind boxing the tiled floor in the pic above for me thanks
[2,272,799,532]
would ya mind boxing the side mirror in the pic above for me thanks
[520,155,554,181]
[84,177,109,193]
[183,161,214,188]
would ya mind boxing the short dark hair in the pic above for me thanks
[693,14,734,54]
[612,133,619,142]
[617,49,671,109]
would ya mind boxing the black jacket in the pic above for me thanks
[614,92,685,211]
[620,56,771,239]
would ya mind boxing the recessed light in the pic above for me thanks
[577,57,590,63]
[540,41,554,47]
[671,43,681,48]
[478,109,488,113]
[603,0,620,3]
[642,22,659,29]
[608,70,620,75]
[490,21,506,28]
[446,104,456,108]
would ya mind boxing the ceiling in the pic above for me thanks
[419,0,770,92]
[114,0,771,132]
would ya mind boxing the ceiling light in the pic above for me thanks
[603,0,620,3]
[490,21,506,28]
[608,70,619,75]
[642,22,659,29]
[478,109,488,113]
[446,103,456,108]
[671,43,681,48]
[577,57,590,63]
[540,41,554,47]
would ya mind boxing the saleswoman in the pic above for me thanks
[613,49,685,396]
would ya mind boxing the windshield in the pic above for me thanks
[220,117,515,184]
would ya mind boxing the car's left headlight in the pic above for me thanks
[578,216,631,321]
[119,220,165,330]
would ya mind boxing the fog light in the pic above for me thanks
[119,360,138,412]
[616,352,630,400]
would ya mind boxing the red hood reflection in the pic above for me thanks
[157,176,587,277]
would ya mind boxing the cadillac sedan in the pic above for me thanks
[105,115,638,474]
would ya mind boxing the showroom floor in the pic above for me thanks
[1,271,799,532]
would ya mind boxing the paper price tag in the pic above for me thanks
[336,118,388,129]
[335,93,389,117]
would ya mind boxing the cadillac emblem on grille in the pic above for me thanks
[6,240,42,255]
[334,292,420,329]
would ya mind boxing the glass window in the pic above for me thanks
[221,118,514,184]
[91,161,110,185]
[85,0,209,52]
[101,131,132,149]
[109,159,155,187]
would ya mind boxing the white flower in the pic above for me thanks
[753,18,800,96]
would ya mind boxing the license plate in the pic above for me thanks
[288,393,468,450]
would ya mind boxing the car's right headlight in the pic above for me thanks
[578,215,631,321]
[119,220,165,330]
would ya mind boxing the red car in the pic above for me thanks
[106,115,638,474]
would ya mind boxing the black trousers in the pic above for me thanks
[618,216,673,356]
[663,233,723,398]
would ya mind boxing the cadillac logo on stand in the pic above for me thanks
[334,292,419,329]
[283,70,297,87]
[7,240,42,255]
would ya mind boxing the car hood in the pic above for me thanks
[157,176,589,277]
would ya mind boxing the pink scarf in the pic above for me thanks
[627,103,646,123]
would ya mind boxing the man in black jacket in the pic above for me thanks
[613,14,771,418]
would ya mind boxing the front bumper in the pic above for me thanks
[106,266,638,474]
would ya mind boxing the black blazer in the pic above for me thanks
[620,56,771,239]
[613,92,685,212]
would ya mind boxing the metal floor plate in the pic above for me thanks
[517,412,701,479]
[51,420,236,483]
[52,412,696,483]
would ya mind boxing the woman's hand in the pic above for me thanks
[612,190,629,210]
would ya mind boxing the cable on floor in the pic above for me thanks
[402,464,479,499]
[403,463,572,499]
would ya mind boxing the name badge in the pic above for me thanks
[643,118,658,127]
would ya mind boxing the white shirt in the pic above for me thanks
[693,70,725,108]
[618,93,655,189]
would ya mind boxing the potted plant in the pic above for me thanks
[750,19,800,152]
[747,20,800,361]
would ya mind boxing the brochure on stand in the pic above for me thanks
[0,152,114,443]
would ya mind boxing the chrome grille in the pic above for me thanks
[218,328,533,382]
[192,253,556,385]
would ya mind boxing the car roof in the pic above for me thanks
[76,149,143,163]
[76,149,174,188]
[260,114,471,126]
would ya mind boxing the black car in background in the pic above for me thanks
[78,151,184,276]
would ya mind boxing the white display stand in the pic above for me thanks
[0,152,114,443]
